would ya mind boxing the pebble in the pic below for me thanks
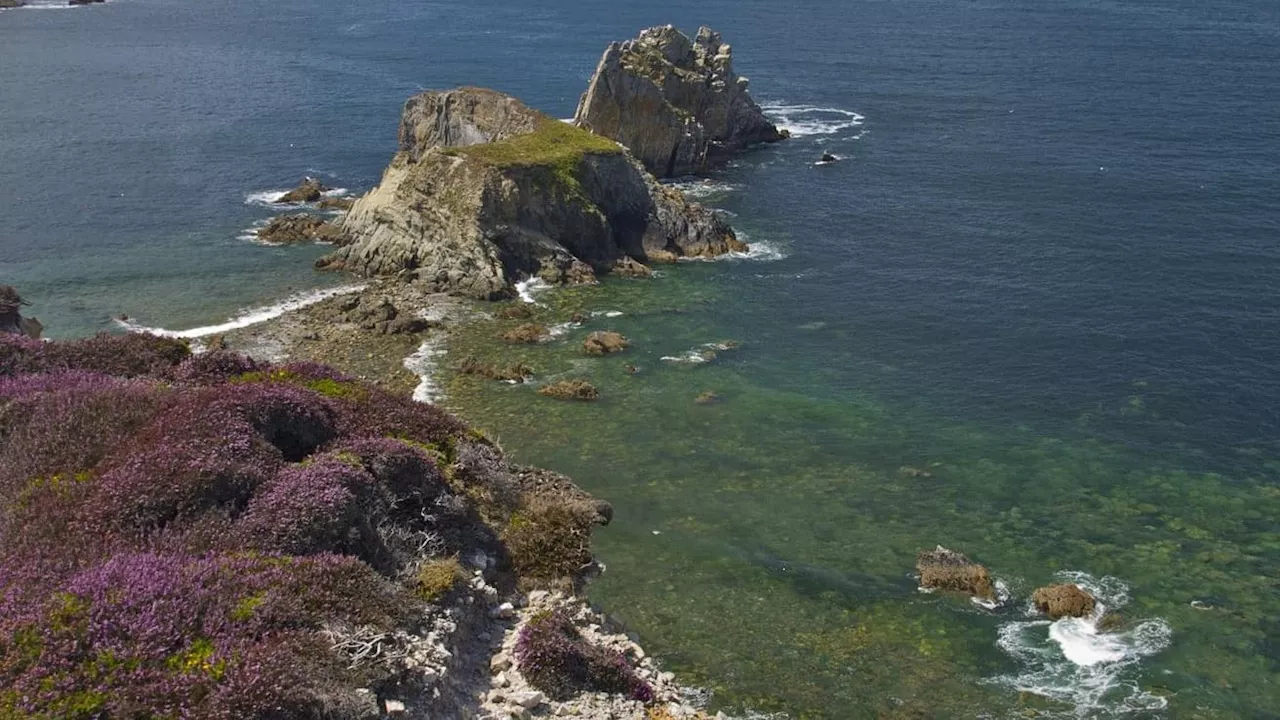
[511,690,545,709]
[384,699,407,716]
[490,652,512,673]
[491,602,516,619]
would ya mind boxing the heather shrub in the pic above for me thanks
[503,497,597,589]
[0,336,608,717]
[0,552,407,720]
[168,350,264,384]
[414,557,465,601]
[514,609,653,702]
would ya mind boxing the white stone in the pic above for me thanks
[487,689,505,704]
[384,699,407,716]
[511,690,545,709]
[490,602,516,619]
[490,652,512,673]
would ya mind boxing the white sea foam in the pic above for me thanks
[759,101,864,138]
[515,278,552,304]
[660,341,740,365]
[971,577,1012,610]
[404,337,447,404]
[546,322,574,339]
[113,285,366,339]
[666,179,741,200]
[591,310,624,318]
[987,571,1172,717]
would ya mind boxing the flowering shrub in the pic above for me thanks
[0,331,606,717]
[514,609,653,702]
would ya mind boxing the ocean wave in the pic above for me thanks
[404,337,447,404]
[113,285,366,339]
[987,571,1172,717]
[666,179,741,200]
[971,577,1012,610]
[591,310,624,318]
[515,277,552,304]
[759,101,864,138]
[661,341,740,365]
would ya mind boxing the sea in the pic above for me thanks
[2,0,1278,717]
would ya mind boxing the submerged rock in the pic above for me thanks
[320,87,744,298]
[275,177,330,203]
[574,25,786,177]
[694,390,720,405]
[457,355,533,383]
[538,379,600,401]
[0,286,42,340]
[916,546,995,601]
[582,331,629,356]
[1032,583,1097,619]
[502,323,550,344]
[256,214,350,245]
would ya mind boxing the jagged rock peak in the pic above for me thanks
[574,25,786,178]
[320,87,744,299]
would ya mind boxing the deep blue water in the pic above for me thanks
[3,0,1279,716]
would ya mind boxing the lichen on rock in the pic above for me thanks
[574,25,786,178]
[319,87,743,299]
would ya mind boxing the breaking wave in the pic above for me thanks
[987,572,1172,717]
[759,101,864,138]
[113,285,365,339]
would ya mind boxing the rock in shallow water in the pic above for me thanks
[275,176,330,203]
[1032,583,1097,619]
[582,331,629,356]
[256,214,350,245]
[916,546,996,601]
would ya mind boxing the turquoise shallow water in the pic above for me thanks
[3,0,1279,716]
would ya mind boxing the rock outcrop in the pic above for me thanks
[574,25,786,178]
[0,286,42,340]
[538,380,599,401]
[319,87,743,299]
[276,177,330,203]
[1032,584,1097,619]
[0,1,28,10]
[582,331,629,356]
[916,546,996,601]
[256,214,350,245]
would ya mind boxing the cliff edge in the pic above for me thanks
[319,88,743,299]
[573,26,786,178]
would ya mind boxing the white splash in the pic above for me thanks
[515,278,552,304]
[971,577,1012,610]
[591,310,624,318]
[759,101,865,138]
[660,341,740,365]
[987,571,1172,717]
[404,337,447,404]
[113,285,365,339]
[666,179,742,200]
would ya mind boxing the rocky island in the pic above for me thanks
[318,87,743,299]
[574,26,787,178]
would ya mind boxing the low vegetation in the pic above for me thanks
[514,609,653,702]
[0,332,609,718]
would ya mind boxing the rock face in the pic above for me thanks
[574,25,786,178]
[256,214,350,245]
[916,546,995,601]
[320,87,743,299]
[0,286,42,340]
[1032,584,1097,619]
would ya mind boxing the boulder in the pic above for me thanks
[502,323,550,344]
[275,177,330,204]
[256,214,350,245]
[538,380,599,401]
[916,546,995,601]
[67,0,104,5]
[612,256,653,278]
[457,356,534,383]
[319,87,744,299]
[1032,584,1097,619]
[574,26,786,177]
[0,286,42,339]
[582,331,629,356]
